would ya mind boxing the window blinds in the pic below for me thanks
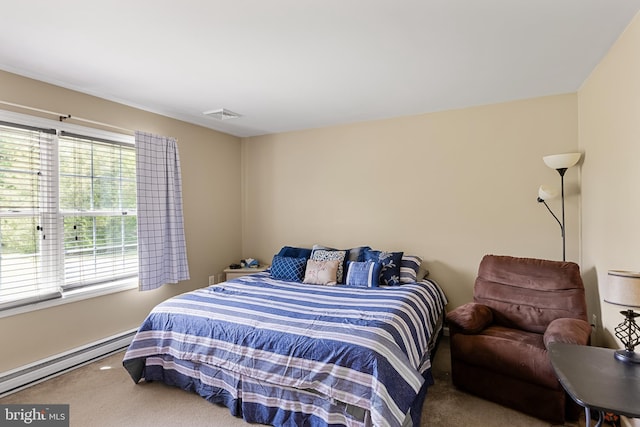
[0,121,60,309]
[0,121,138,311]
[58,132,138,290]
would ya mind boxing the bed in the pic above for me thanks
[123,267,447,427]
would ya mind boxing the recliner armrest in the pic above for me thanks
[543,317,592,348]
[446,302,493,334]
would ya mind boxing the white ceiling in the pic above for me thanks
[1,1,639,138]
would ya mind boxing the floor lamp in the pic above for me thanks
[536,152,581,261]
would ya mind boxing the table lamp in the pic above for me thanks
[604,270,640,363]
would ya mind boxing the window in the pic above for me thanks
[0,116,137,310]
[58,132,137,289]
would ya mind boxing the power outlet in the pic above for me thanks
[208,275,216,285]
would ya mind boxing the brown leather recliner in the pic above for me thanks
[446,255,591,424]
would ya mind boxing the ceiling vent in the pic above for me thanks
[203,108,241,120]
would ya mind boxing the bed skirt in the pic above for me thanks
[124,354,433,427]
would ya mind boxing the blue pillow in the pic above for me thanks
[345,261,381,288]
[363,249,404,286]
[348,245,372,262]
[277,246,312,260]
[270,255,307,281]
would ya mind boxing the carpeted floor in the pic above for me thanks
[1,337,589,427]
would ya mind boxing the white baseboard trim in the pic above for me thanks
[0,328,137,397]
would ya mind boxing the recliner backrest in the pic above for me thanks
[473,255,588,334]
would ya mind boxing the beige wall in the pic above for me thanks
[579,12,640,355]
[0,71,243,372]
[241,94,580,311]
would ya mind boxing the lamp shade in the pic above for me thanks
[605,270,640,308]
[537,185,559,201]
[543,153,581,170]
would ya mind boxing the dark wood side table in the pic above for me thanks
[548,342,640,427]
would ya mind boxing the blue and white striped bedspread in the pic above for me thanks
[123,273,447,427]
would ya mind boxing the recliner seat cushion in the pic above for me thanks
[450,325,561,390]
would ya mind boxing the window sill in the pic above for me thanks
[0,278,138,319]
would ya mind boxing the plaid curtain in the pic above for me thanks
[135,131,190,290]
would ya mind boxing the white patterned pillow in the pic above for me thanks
[303,259,339,285]
[400,255,423,284]
[311,249,348,283]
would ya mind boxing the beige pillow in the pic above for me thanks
[303,259,339,285]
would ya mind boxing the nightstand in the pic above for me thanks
[224,265,269,281]
[549,342,640,426]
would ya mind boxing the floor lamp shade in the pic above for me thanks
[543,153,581,170]
[537,185,559,201]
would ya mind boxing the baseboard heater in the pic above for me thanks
[0,328,137,397]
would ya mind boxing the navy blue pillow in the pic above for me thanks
[277,246,312,260]
[271,255,307,281]
[348,246,372,262]
[363,249,404,286]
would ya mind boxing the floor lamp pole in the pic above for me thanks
[557,168,568,262]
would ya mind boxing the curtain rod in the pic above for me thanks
[0,100,135,135]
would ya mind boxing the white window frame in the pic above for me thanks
[0,110,138,319]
